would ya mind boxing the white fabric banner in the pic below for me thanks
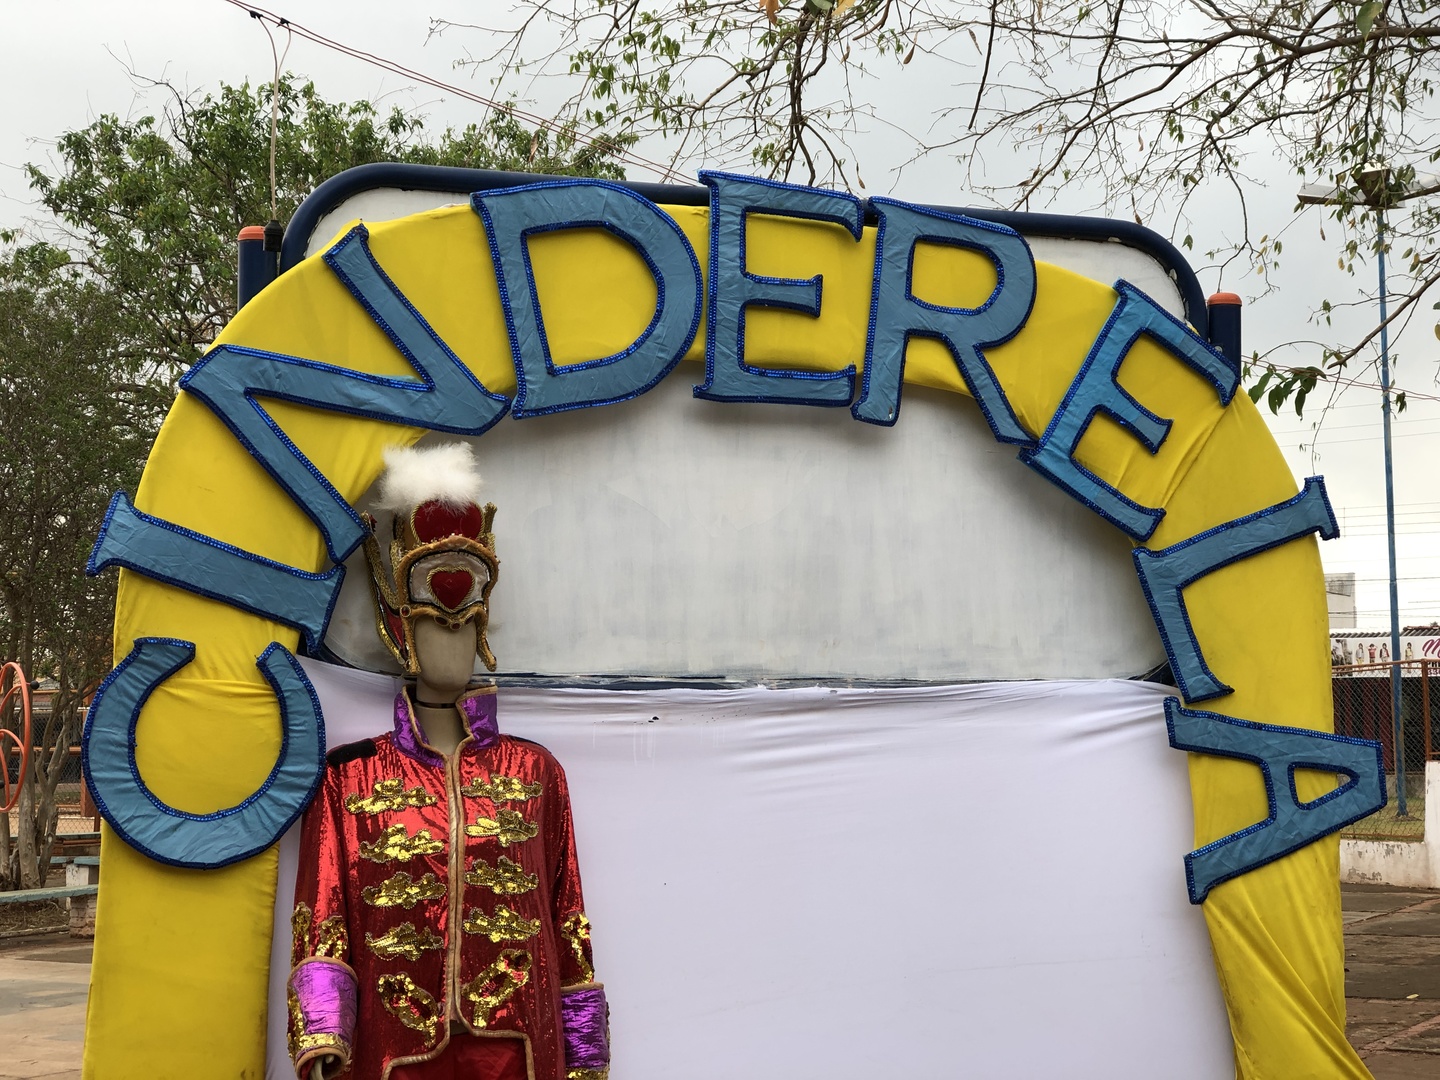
[268,663,1232,1079]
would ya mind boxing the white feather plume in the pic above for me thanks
[374,442,485,511]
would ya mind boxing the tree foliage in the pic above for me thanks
[0,242,155,889]
[26,76,633,378]
[446,0,1440,401]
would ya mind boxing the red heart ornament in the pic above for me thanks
[429,569,475,610]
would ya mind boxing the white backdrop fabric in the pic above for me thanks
[267,660,1233,1080]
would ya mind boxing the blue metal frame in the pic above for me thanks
[278,163,1211,339]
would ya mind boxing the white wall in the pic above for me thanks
[1340,760,1440,887]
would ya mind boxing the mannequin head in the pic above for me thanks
[362,443,500,678]
[413,617,477,704]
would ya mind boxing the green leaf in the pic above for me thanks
[1357,0,1382,38]
[1248,367,1275,403]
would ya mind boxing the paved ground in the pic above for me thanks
[1,885,1437,1077]
[1342,884,1440,1078]
[0,936,90,1080]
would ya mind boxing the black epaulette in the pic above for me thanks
[326,739,377,768]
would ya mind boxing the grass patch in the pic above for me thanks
[1341,798,1426,842]
[0,898,66,936]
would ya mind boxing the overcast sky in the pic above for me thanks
[5,1,1439,629]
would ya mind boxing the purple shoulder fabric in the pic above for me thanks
[459,690,500,748]
[290,958,358,1069]
[391,692,444,768]
[392,689,500,763]
[561,985,611,1071]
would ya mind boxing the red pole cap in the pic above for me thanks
[1208,291,1242,306]
[238,225,267,241]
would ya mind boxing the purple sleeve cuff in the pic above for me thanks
[290,957,358,1072]
[560,985,610,1072]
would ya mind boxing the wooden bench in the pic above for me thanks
[53,832,101,856]
[0,879,100,937]
[0,884,97,905]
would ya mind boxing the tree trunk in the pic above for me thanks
[15,765,38,889]
[0,805,13,890]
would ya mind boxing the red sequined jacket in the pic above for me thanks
[288,686,607,1080]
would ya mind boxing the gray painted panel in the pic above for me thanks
[324,376,1164,680]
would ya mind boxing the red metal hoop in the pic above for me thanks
[0,662,32,813]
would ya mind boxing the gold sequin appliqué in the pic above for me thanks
[462,904,542,943]
[291,903,313,966]
[366,922,443,961]
[346,777,438,815]
[314,915,349,959]
[461,775,542,802]
[466,855,538,895]
[377,973,441,1043]
[460,949,532,1028]
[362,871,446,909]
[560,912,595,983]
[286,987,303,1060]
[566,1070,608,1080]
[359,822,445,865]
[465,808,539,846]
[289,986,350,1058]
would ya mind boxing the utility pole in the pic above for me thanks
[1298,164,1436,816]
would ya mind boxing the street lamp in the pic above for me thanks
[1297,163,1437,816]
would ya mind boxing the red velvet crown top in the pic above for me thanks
[412,499,486,543]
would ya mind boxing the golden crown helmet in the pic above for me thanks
[361,443,499,676]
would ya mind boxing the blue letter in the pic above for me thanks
[693,171,862,406]
[472,179,703,418]
[180,225,511,563]
[1165,698,1385,903]
[852,198,1035,438]
[87,493,345,654]
[82,638,325,869]
[1018,280,1238,540]
[1133,477,1338,702]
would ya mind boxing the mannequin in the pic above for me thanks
[410,618,477,756]
[288,444,610,1080]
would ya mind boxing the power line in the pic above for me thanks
[1341,508,1440,516]
[1338,510,1440,520]
[224,1,687,183]
[1269,416,1440,436]
[1342,575,1440,583]
[1275,428,1440,447]
[1333,501,1440,512]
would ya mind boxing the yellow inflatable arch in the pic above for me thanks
[82,171,1379,1078]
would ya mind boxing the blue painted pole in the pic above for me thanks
[237,225,277,310]
[1377,207,1407,816]
[1206,292,1242,369]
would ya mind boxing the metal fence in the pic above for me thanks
[2,744,95,835]
[1332,660,1437,838]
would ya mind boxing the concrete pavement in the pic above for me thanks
[1343,884,1440,1078]
[2,886,1437,1078]
[0,936,89,1080]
